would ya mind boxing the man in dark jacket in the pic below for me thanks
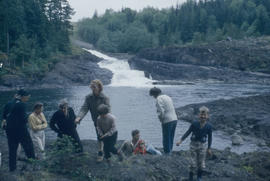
[50,100,83,152]
[4,89,35,172]
[75,79,110,162]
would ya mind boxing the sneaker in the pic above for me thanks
[97,151,103,162]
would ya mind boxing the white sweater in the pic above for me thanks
[156,95,178,124]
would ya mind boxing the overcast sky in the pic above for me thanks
[68,0,186,22]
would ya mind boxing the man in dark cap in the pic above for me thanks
[3,89,35,171]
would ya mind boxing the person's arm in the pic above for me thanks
[104,96,111,112]
[28,114,39,131]
[207,125,212,155]
[2,103,9,120]
[50,112,61,134]
[76,96,89,123]
[176,123,193,146]
[102,117,116,137]
[40,113,48,129]
[96,118,104,137]
[156,98,165,122]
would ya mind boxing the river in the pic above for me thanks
[1,49,270,154]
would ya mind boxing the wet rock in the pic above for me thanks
[128,57,270,84]
[136,37,270,74]
[231,134,244,145]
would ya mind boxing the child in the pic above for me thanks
[96,104,122,163]
[176,106,212,181]
[28,102,47,159]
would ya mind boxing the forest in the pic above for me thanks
[76,0,270,53]
[0,0,74,78]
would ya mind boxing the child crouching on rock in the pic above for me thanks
[97,104,123,163]
[176,106,212,181]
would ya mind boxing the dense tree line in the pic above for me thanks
[0,0,74,77]
[76,0,270,53]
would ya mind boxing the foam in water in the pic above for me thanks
[83,49,153,87]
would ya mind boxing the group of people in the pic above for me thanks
[1,79,212,181]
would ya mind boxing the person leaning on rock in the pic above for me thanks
[75,79,110,162]
[50,100,83,152]
[3,89,35,172]
[176,106,212,181]
[118,129,146,157]
[28,102,47,160]
[149,87,178,154]
[118,129,162,157]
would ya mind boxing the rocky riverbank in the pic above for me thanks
[136,37,270,74]
[0,47,113,91]
[128,37,270,84]
[176,93,270,146]
[0,130,269,181]
[128,57,270,84]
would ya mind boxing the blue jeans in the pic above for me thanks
[162,120,177,154]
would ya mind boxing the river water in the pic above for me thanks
[1,49,270,154]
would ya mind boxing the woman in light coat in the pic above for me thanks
[28,102,47,159]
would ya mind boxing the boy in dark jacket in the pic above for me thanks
[176,106,212,181]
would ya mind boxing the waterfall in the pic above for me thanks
[83,49,153,87]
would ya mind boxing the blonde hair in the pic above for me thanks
[90,79,103,92]
[199,106,209,114]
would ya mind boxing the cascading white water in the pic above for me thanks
[83,49,154,87]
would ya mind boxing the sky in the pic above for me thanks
[68,0,186,22]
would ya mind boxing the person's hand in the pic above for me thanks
[207,148,212,156]
[100,135,106,139]
[176,140,182,146]
[75,117,81,124]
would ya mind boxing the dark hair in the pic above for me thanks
[131,129,140,137]
[97,104,109,115]
[17,89,30,97]
[149,87,162,97]
[33,102,43,111]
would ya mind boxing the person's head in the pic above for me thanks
[59,99,68,112]
[199,106,209,123]
[131,129,140,141]
[97,104,109,116]
[17,89,31,102]
[33,102,43,114]
[90,79,103,96]
[149,87,162,98]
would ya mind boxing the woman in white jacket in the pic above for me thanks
[28,102,47,160]
[149,87,178,154]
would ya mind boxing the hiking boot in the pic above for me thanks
[189,172,194,181]
[97,151,103,162]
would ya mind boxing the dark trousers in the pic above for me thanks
[162,120,177,154]
[6,130,35,171]
[102,131,118,159]
[70,130,83,153]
